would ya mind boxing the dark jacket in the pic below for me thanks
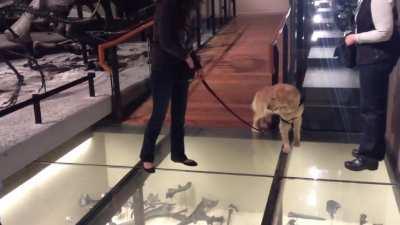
[356,0,400,65]
[151,0,194,67]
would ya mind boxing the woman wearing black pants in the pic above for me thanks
[344,0,399,171]
[140,0,200,173]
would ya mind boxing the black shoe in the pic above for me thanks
[344,157,379,171]
[352,148,361,158]
[172,158,198,167]
[142,162,156,173]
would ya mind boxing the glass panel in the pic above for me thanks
[280,179,400,225]
[158,136,281,175]
[286,141,392,183]
[0,164,130,225]
[43,132,164,167]
[108,170,272,225]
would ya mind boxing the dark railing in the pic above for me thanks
[270,8,292,85]
[270,0,310,88]
[262,1,312,225]
[0,73,96,124]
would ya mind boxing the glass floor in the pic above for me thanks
[0,127,398,225]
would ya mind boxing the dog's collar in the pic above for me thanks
[279,102,304,125]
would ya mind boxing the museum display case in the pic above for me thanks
[279,179,400,225]
[0,160,130,225]
[105,170,272,225]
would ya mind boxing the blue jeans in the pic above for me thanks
[140,63,189,162]
[358,60,396,161]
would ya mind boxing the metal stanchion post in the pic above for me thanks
[32,94,42,124]
[196,3,202,48]
[88,72,96,97]
[211,0,216,34]
[282,25,289,84]
[272,45,280,85]
[108,48,122,122]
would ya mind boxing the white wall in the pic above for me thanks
[237,0,289,15]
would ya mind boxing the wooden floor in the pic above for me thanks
[125,15,283,128]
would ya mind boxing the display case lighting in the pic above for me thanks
[0,138,92,210]
[308,166,323,180]
[313,14,323,24]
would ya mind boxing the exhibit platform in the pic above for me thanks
[0,126,398,225]
[0,43,151,180]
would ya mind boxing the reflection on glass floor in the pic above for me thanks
[41,132,164,167]
[280,179,400,225]
[158,136,281,175]
[0,128,399,225]
[286,141,391,183]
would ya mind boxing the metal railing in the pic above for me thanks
[0,73,96,124]
[270,0,311,88]
[262,1,311,224]
[270,8,292,85]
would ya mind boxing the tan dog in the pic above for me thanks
[252,84,304,153]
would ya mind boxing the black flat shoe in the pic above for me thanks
[344,157,378,171]
[172,159,198,167]
[142,162,156,173]
[352,148,361,158]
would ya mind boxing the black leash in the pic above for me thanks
[189,25,267,133]
[197,73,265,133]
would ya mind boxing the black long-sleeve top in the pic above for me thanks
[151,0,194,66]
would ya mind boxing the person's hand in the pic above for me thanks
[345,34,357,46]
[195,68,204,79]
[185,55,194,69]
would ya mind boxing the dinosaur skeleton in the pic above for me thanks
[0,52,24,108]
[0,0,154,109]
[0,49,46,109]
[177,198,224,225]
[326,200,341,219]
[360,214,367,225]
[92,182,226,225]
[79,193,101,207]
[166,182,192,199]
[226,204,239,225]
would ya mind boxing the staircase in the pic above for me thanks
[302,0,361,132]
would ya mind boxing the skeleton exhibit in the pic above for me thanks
[284,199,390,225]
[0,0,154,109]
[326,200,341,219]
[77,182,233,225]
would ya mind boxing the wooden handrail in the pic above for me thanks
[271,8,292,46]
[98,19,155,74]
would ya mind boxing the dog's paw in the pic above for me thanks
[282,144,292,153]
[293,140,301,147]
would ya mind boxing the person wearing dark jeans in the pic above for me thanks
[140,63,192,164]
[140,0,200,173]
[344,0,399,171]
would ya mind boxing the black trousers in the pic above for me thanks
[358,60,396,161]
[140,63,189,162]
